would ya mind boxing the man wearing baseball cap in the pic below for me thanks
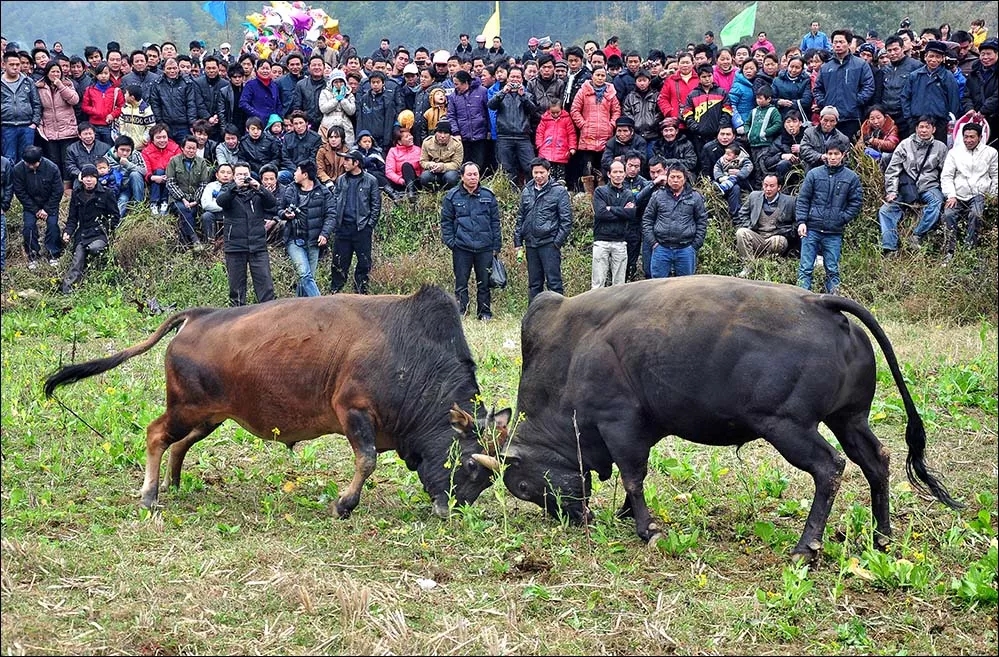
[902,40,962,142]
[329,149,381,294]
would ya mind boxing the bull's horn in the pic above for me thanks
[471,453,501,472]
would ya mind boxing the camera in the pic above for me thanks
[899,17,911,29]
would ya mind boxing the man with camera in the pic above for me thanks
[215,162,278,306]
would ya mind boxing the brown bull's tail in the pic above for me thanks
[814,295,964,510]
[43,309,212,398]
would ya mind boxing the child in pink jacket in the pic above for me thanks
[535,99,577,184]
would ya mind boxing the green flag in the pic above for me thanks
[720,2,758,47]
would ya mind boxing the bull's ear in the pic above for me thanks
[489,407,512,430]
[449,403,475,434]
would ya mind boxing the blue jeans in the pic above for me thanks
[93,125,113,146]
[171,201,200,243]
[202,211,222,240]
[2,125,35,162]
[797,230,842,294]
[22,210,63,259]
[149,169,167,204]
[525,243,564,303]
[649,243,697,278]
[286,239,321,297]
[117,170,146,216]
[877,188,943,251]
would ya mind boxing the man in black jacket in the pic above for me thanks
[11,146,64,267]
[590,160,632,288]
[514,157,573,303]
[330,150,381,294]
[278,111,322,185]
[215,162,277,306]
[60,163,119,293]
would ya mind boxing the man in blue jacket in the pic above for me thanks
[795,139,863,295]
[902,41,962,143]
[441,162,501,320]
[813,30,874,140]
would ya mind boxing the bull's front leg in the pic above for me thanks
[615,455,659,544]
[336,408,377,519]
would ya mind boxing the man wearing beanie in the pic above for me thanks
[419,120,463,190]
[601,116,646,174]
[800,106,848,171]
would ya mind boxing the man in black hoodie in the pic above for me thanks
[60,163,119,293]
[215,162,277,306]
[11,146,64,267]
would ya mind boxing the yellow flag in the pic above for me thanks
[482,1,500,44]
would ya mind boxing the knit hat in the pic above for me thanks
[330,69,346,82]
[554,60,569,71]
[344,149,364,162]
[528,37,539,47]
[979,38,999,52]
[615,116,635,129]
[660,117,679,129]
[435,120,452,134]
[819,105,839,120]
[266,114,283,131]
[79,164,99,178]
[858,43,877,57]
[634,68,651,80]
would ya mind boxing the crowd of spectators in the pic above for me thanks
[0,16,995,305]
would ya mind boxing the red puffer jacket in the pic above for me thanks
[141,139,182,180]
[535,110,577,164]
[81,83,124,128]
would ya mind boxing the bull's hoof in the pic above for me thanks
[432,498,450,519]
[334,499,354,519]
[139,489,159,510]
[646,532,665,550]
[874,534,891,552]
[790,548,818,564]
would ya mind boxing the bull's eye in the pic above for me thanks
[518,481,529,494]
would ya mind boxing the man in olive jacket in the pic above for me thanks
[215,162,277,306]
[441,162,501,320]
[514,157,572,303]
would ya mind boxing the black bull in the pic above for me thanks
[44,286,510,518]
[475,276,962,559]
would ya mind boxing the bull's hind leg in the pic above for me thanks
[140,413,217,508]
[826,414,892,550]
[335,407,377,519]
[162,422,223,492]
[766,421,846,561]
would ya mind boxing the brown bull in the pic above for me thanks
[44,286,510,518]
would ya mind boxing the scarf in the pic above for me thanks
[593,83,606,103]
[258,76,271,87]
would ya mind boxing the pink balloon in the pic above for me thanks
[292,13,312,32]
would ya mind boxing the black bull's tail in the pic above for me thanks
[814,295,964,510]
[43,309,213,398]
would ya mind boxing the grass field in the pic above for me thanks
[1,173,997,654]
[1,294,996,655]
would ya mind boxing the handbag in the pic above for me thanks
[896,144,933,204]
[489,255,507,290]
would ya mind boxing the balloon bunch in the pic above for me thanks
[243,1,342,61]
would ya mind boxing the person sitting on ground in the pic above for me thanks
[419,120,463,191]
[800,105,848,171]
[354,129,388,188]
[316,125,350,190]
[877,115,949,256]
[713,142,754,222]
[384,126,423,200]
[60,163,119,293]
[165,135,212,246]
[140,122,181,215]
[199,162,233,244]
[600,116,646,174]
[859,105,900,171]
[215,123,240,167]
[647,118,698,176]
[734,173,797,278]
[238,116,281,177]
[762,110,806,188]
[940,121,997,258]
